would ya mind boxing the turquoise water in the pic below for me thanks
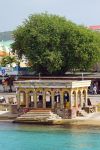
[0,123,100,150]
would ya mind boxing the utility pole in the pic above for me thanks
[82,73,84,80]
[39,73,40,80]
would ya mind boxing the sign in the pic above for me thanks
[1,69,5,75]
[0,67,18,76]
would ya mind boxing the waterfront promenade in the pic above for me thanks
[0,90,100,126]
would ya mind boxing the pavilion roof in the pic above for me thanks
[14,80,91,89]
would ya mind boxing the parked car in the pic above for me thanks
[0,96,6,103]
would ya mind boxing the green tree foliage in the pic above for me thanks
[11,13,100,74]
[0,56,17,67]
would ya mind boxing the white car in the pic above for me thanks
[0,96,6,103]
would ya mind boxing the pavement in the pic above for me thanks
[0,84,16,93]
[88,94,100,105]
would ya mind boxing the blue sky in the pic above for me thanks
[0,0,100,32]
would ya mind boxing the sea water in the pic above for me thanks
[0,123,100,150]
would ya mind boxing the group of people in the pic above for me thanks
[2,76,14,92]
[88,82,98,95]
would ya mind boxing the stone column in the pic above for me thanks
[43,91,46,109]
[51,91,55,109]
[69,90,72,109]
[80,91,83,108]
[60,91,64,109]
[33,90,37,108]
[16,89,20,108]
[25,92,29,108]
[85,90,88,106]
[75,91,78,109]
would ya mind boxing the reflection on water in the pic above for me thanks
[0,122,100,150]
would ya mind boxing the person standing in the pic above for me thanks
[93,85,97,94]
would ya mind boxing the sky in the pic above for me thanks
[0,0,100,32]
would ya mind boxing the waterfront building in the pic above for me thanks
[89,25,100,31]
[0,40,27,68]
[14,80,91,116]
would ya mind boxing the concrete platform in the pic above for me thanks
[0,111,18,121]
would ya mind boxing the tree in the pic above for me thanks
[60,25,100,72]
[0,56,17,67]
[11,13,100,74]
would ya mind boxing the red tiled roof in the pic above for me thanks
[0,51,9,57]
[89,25,100,30]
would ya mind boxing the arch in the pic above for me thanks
[54,90,61,108]
[28,91,34,107]
[19,91,26,106]
[72,91,76,107]
[63,91,70,109]
[83,89,86,96]
[45,91,51,108]
[36,90,43,108]
[54,90,60,102]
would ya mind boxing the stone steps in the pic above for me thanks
[20,114,52,118]
[27,112,51,115]
[30,109,51,112]
[14,109,62,123]
[19,113,60,119]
